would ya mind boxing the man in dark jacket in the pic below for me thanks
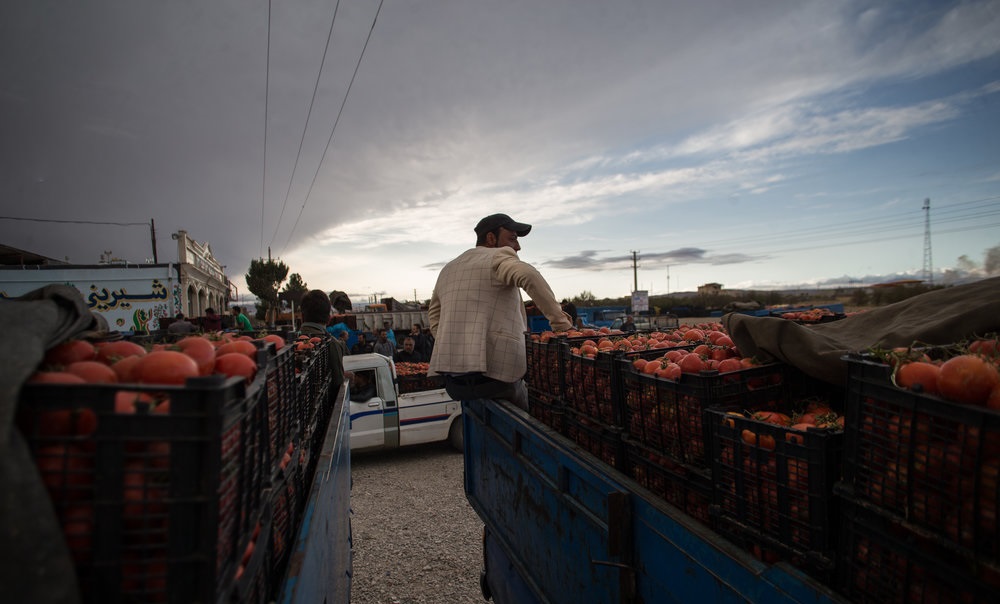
[394,337,424,363]
[299,289,350,392]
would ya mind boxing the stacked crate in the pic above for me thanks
[19,372,270,603]
[834,353,1000,602]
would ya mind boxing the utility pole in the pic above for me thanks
[630,250,639,293]
[150,219,158,263]
[666,265,670,295]
[922,198,933,285]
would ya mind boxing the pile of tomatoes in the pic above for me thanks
[20,332,291,602]
[33,332,288,390]
[888,337,1000,408]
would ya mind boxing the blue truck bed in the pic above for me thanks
[277,384,353,603]
[463,398,844,603]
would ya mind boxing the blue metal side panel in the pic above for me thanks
[464,399,624,603]
[277,385,353,604]
[463,399,845,604]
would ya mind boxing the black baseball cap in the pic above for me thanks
[474,213,532,237]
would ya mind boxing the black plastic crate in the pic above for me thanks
[268,456,304,593]
[396,362,444,395]
[837,501,1000,603]
[841,354,1000,564]
[232,502,274,604]
[525,333,571,401]
[528,393,566,433]
[619,358,787,469]
[562,407,626,471]
[706,407,843,574]
[561,346,618,426]
[17,373,268,604]
[623,437,712,525]
[261,343,297,481]
[294,336,332,432]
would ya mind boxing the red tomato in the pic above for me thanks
[115,391,157,414]
[752,411,792,426]
[44,340,96,367]
[175,336,216,376]
[28,371,86,384]
[214,353,257,383]
[95,340,147,364]
[134,351,200,385]
[717,358,742,373]
[896,361,941,395]
[678,353,706,374]
[111,355,143,382]
[741,429,776,451]
[216,340,258,358]
[34,444,94,499]
[65,361,118,384]
[655,362,682,380]
[259,334,286,349]
[29,407,98,438]
[938,354,1000,405]
[989,385,1000,411]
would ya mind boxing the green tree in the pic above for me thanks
[280,273,308,303]
[246,257,289,323]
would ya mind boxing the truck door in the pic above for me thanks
[348,369,386,450]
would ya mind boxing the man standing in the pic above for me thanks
[394,337,423,363]
[167,313,197,334]
[428,213,572,410]
[232,306,253,332]
[372,328,396,358]
[299,290,350,392]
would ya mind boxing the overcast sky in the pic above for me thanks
[1,0,998,304]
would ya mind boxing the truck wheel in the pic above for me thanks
[448,419,464,451]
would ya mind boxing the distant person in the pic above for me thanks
[331,326,351,355]
[351,332,374,355]
[167,313,197,334]
[621,315,637,333]
[428,213,572,409]
[409,323,431,359]
[299,289,350,390]
[382,320,397,347]
[372,328,396,358]
[422,326,435,358]
[561,299,578,325]
[232,306,253,331]
[202,307,223,331]
[394,337,424,363]
[349,370,377,402]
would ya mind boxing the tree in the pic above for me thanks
[246,257,289,324]
[280,273,309,307]
[573,291,597,305]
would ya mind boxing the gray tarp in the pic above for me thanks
[0,285,106,604]
[722,276,1000,387]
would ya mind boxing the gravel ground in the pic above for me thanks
[350,442,486,604]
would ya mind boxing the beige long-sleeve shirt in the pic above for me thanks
[428,246,572,382]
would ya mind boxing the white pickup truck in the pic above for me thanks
[342,353,462,453]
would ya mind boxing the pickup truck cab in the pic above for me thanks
[343,353,462,453]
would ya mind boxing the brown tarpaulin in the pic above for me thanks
[722,276,1000,386]
[0,285,102,604]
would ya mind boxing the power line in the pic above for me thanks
[0,216,149,227]
[268,0,344,249]
[281,0,385,254]
[260,0,273,257]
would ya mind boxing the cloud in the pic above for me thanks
[544,247,760,271]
